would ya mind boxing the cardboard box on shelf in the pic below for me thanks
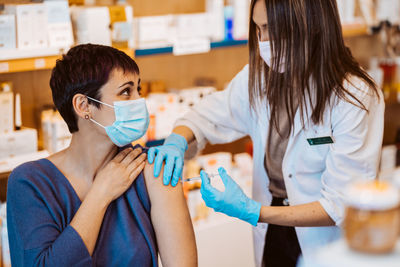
[0,14,16,50]
[135,15,174,49]
[5,3,48,49]
[146,93,180,141]
[206,0,225,41]
[233,0,250,40]
[108,5,134,48]
[45,1,74,48]
[41,109,72,154]
[70,6,112,46]
[376,0,400,24]
[0,83,13,134]
[0,128,38,160]
[175,13,210,40]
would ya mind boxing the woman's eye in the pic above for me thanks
[120,88,130,96]
[137,86,142,95]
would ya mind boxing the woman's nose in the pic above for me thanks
[259,31,269,42]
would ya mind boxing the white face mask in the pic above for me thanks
[258,40,286,73]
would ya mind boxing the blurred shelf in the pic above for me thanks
[0,24,368,74]
[342,23,369,37]
[0,150,50,176]
[134,24,368,57]
[0,47,134,74]
[135,39,248,57]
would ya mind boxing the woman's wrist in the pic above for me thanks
[172,126,195,145]
[87,185,112,209]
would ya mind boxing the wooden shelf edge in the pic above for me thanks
[135,39,248,57]
[342,24,369,38]
[0,47,134,74]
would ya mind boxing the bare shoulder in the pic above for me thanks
[143,162,185,204]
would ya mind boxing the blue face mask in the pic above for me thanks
[86,96,150,147]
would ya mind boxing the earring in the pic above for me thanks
[85,114,89,120]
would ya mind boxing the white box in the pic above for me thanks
[41,110,71,154]
[336,0,356,24]
[175,13,210,40]
[0,91,13,134]
[206,0,225,41]
[5,4,48,49]
[70,6,111,46]
[233,0,250,40]
[380,145,398,172]
[5,4,34,49]
[136,15,174,49]
[376,0,400,24]
[146,93,180,140]
[175,86,216,112]
[109,6,135,49]
[0,15,16,50]
[32,4,48,48]
[0,128,38,159]
[45,1,74,48]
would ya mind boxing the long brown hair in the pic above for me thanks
[248,0,379,135]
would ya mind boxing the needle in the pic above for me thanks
[181,173,219,183]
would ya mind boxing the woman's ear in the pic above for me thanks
[72,94,91,120]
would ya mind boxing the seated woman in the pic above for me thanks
[6,44,197,267]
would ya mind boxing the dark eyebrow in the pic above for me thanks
[118,81,134,88]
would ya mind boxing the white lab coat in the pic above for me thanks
[175,65,384,266]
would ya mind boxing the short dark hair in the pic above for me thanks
[50,44,140,133]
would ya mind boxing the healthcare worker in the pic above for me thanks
[148,0,384,266]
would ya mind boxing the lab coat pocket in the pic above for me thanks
[301,126,332,172]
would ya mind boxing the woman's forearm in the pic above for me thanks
[173,125,196,145]
[69,189,110,255]
[259,201,335,227]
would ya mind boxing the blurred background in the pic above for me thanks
[0,0,400,266]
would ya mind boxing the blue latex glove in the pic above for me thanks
[200,167,261,226]
[147,133,188,187]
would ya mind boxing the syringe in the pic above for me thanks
[181,173,219,183]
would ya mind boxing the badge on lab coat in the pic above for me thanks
[307,136,334,146]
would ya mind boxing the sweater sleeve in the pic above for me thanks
[7,165,92,267]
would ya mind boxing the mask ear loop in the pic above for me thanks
[86,95,115,109]
[90,118,106,129]
[85,96,109,129]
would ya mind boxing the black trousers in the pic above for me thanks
[262,197,302,267]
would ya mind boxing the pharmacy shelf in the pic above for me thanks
[0,24,367,74]
[135,39,248,57]
[134,24,368,57]
[0,47,134,74]
[342,23,369,37]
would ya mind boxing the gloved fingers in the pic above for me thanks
[218,167,233,188]
[147,147,158,164]
[153,151,166,178]
[200,170,211,186]
[171,158,183,187]
[200,170,221,196]
[163,155,175,186]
